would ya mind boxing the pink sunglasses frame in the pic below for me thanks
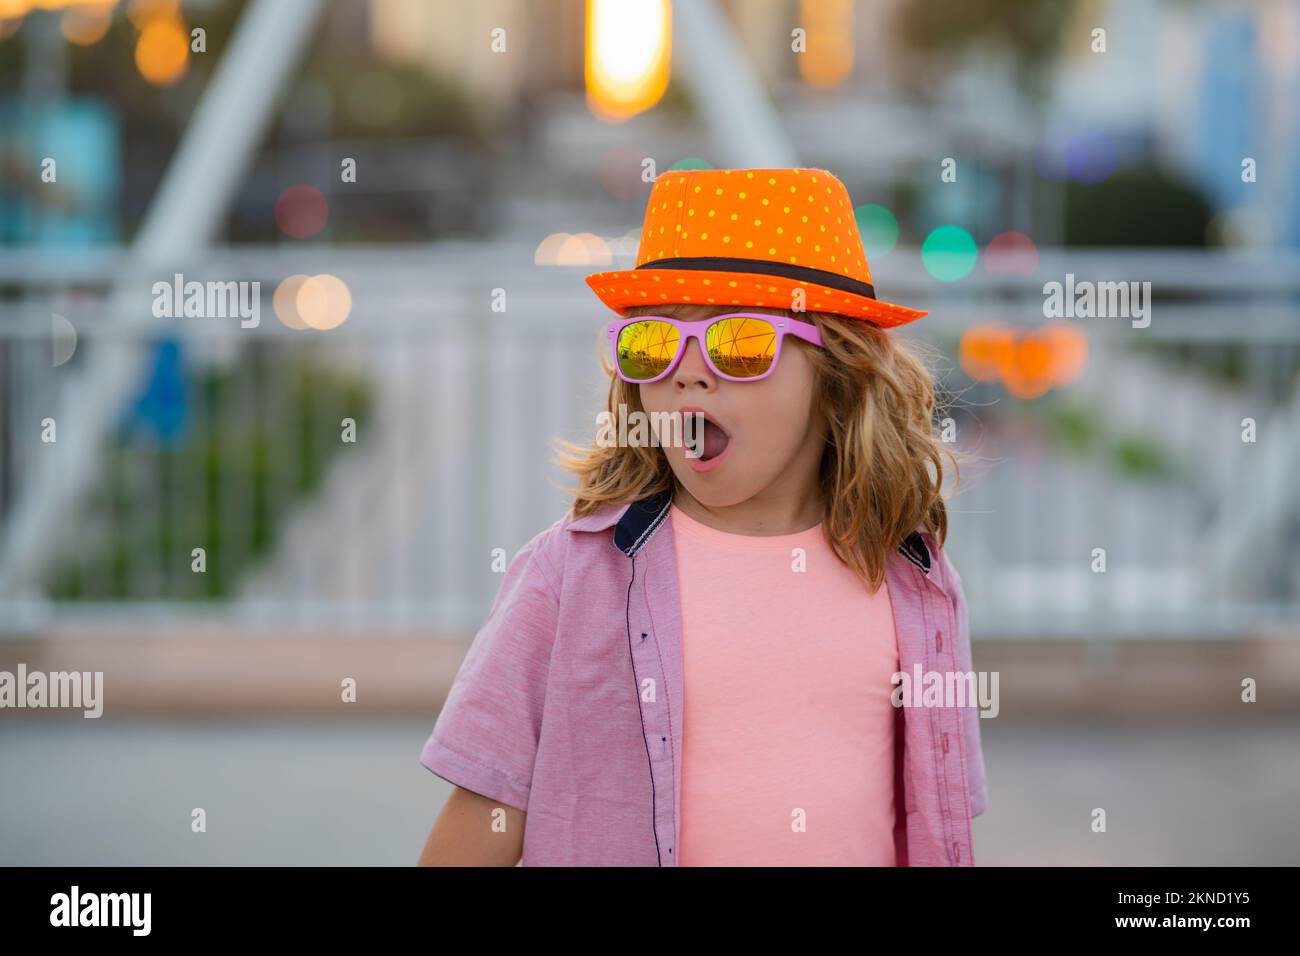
[606,313,824,384]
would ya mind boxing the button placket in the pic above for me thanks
[635,620,674,864]
[922,587,959,866]
[943,603,975,865]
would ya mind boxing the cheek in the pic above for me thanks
[736,368,818,455]
[759,352,817,425]
[746,399,813,455]
[638,382,670,416]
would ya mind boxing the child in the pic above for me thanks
[416,168,987,866]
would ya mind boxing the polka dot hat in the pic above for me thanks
[585,167,926,327]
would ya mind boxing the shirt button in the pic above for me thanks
[941,732,949,754]
[935,630,943,653]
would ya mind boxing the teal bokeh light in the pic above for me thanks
[921,225,978,281]
[669,157,713,170]
[853,204,899,259]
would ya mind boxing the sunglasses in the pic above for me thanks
[607,313,824,384]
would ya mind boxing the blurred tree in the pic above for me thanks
[1061,168,1212,247]
[47,351,374,601]
[894,0,1075,97]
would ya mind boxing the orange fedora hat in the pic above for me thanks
[585,168,926,327]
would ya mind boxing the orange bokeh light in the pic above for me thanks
[960,320,1089,399]
[296,274,353,330]
[999,337,1055,399]
[1040,320,1089,386]
[127,0,178,28]
[60,5,113,45]
[273,275,311,331]
[958,323,1017,382]
[134,15,188,86]
[799,0,854,90]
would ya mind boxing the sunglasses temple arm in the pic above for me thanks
[786,321,823,347]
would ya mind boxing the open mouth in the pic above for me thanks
[681,406,731,462]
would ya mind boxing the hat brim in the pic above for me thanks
[584,267,927,328]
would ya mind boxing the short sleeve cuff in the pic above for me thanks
[420,736,531,812]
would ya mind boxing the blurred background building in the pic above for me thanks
[1,0,1297,865]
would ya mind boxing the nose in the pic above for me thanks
[671,335,717,391]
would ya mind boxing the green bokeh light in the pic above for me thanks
[921,225,978,281]
[853,204,899,259]
[669,157,713,170]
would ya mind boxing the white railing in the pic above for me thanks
[1,244,1298,638]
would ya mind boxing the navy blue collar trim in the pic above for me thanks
[898,531,932,574]
[613,487,674,557]
[614,488,932,574]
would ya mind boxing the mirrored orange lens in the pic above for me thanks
[617,320,680,381]
[705,316,777,378]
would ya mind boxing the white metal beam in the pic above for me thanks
[0,0,326,597]
[672,0,799,168]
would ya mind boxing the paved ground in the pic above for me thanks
[1,714,1297,866]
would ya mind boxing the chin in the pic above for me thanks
[672,464,759,508]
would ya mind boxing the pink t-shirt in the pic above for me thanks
[670,502,900,866]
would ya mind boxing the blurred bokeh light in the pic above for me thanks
[585,0,671,122]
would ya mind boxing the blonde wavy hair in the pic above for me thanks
[553,302,956,589]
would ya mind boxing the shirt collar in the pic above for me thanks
[565,502,632,534]
[565,487,673,557]
[568,487,934,575]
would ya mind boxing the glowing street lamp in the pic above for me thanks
[585,0,671,122]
